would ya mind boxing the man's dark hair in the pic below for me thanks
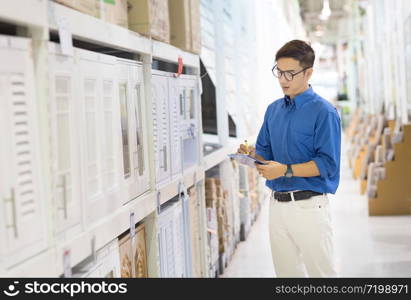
[275,40,315,68]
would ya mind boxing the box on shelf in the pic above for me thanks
[118,223,148,278]
[168,0,201,54]
[205,178,217,205]
[100,0,128,28]
[55,0,100,18]
[134,224,148,278]
[128,0,170,43]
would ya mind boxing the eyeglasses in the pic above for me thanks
[271,64,312,81]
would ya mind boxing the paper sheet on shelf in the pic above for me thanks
[227,154,267,168]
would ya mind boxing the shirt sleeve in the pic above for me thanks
[312,109,341,180]
[255,107,274,161]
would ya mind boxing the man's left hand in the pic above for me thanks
[255,161,287,180]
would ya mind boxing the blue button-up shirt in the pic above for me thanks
[255,86,341,194]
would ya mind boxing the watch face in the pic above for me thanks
[285,165,293,178]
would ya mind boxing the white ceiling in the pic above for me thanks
[298,0,351,44]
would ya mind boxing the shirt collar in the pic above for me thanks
[282,85,315,109]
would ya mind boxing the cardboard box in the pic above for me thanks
[369,124,411,215]
[100,0,128,28]
[118,224,148,278]
[118,234,133,278]
[134,224,148,278]
[205,189,216,199]
[128,0,170,43]
[55,0,100,18]
[168,0,201,54]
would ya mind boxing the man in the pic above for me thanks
[237,40,341,277]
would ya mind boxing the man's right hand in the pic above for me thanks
[237,144,256,158]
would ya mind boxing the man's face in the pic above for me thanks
[276,57,313,97]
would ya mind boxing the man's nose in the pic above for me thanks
[279,76,288,85]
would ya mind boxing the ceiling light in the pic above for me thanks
[320,0,332,21]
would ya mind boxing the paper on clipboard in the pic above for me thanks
[228,154,267,168]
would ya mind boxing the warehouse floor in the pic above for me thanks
[222,138,411,278]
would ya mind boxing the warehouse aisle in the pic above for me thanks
[222,137,411,278]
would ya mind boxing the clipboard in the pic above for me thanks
[228,154,268,168]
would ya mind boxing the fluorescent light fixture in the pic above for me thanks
[315,30,324,37]
[320,0,332,21]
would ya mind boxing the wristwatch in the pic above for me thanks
[284,164,293,178]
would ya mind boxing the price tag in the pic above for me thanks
[91,235,96,264]
[130,212,136,238]
[63,249,72,278]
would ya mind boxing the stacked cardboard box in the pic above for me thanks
[100,0,128,28]
[188,185,202,277]
[128,0,170,43]
[238,165,251,241]
[205,178,219,267]
[230,160,241,244]
[72,239,121,278]
[344,108,362,143]
[168,0,201,54]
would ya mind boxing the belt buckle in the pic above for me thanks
[273,191,293,202]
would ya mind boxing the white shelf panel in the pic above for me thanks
[202,136,257,171]
[48,2,201,67]
[203,146,229,171]
[53,191,156,276]
[48,2,151,54]
[0,0,47,28]
[227,135,257,154]
[158,166,204,206]
[6,248,58,277]
[183,165,205,188]
[152,39,200,68]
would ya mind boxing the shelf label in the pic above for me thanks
[174,56,184,78]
